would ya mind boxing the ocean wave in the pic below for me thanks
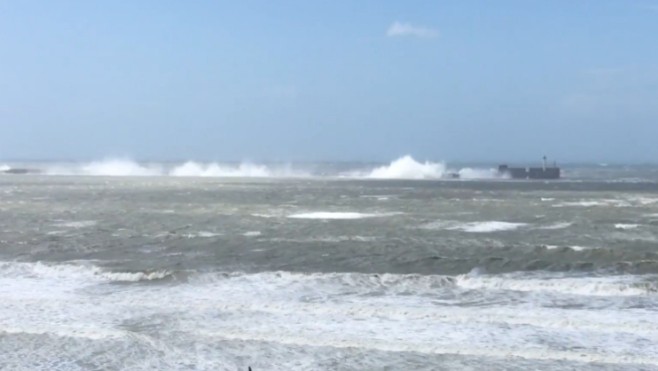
[46,159,163,177]
[3,264,657,369]
[455,271,656,297]
[243,231,262,237]
[3,259,656,298]
[453,221,527,233]
[186,269,657,297]
[53,220,98,229]
[287,212,400,220]
[615,223,640,230]
[538,222,573,230]
[421,220,528,233]
[553,199,632,208]
[349,155,500,180]
[183,231,223,238]
[0,261,171,283]
[543,244,595,252]
[170,161,308,178]
[11,155,504,180]
[363,155,447,179]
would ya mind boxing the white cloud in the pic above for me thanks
[387,21,438,39]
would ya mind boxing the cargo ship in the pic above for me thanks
[498,156,560,179]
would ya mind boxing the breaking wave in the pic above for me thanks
[0,261,171,283]
[41,158,308,178]
[287,212,400,220]
[455,271,657,296]
[420,220,528,232]
[615,224,640,230]
[16,155,500,180]
[343,155,500,180]
[3,261,657,368]
[451,221,527,233]
[365,155,447,179]
[45,159,163,177]
[170,161,308,178]
[538,222,573,230]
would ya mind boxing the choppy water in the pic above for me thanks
[1,166,658,370]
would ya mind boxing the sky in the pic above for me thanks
[1,0,657,163]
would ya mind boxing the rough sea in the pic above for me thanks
[1,157,658,370]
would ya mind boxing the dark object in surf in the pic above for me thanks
[2,167,41,174]
[498,156,560,179]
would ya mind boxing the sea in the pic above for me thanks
[1,156,657,370]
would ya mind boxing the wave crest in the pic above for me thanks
[46,159,162,177]
[366,155,446,179]
[18,155,500,180]
[0,261,171,283]
[170,161,306,178]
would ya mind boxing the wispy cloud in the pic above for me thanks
[387,21,438,39]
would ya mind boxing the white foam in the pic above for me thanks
[615,224,640,230]
[539,222,573,230]
[287,212,397,220]
[364,155,446,179]
[197,231,222,238]
[182,231,223,238]
[625,196,658,205]
[0,164,10,172]
[352,155,499,180]
[2,262,658,368]
[0,261,169,283]
[46,159,163,177]
[251,213,282,218]
[448,221,527,233]
[44,158,308,178]
[243,231,262,237]
[456,272,654,297]
[553,199,632,208]
[360,195,394,201]
[170,161,306,178]
[544,245,593,252]
[23,156,510,181]
[53,220,97,229]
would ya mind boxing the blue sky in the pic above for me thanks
[1,1,657,162]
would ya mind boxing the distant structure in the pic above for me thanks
[1,167,40,175]
[498,156,561,179]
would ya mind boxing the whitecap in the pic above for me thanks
[365,155,446,179]
[46,159,163,177]
[447,221,527,233]
[543,245,594,252]
[53,220,97,228]
[553,199,631,208]
[169,161,308,178]
[538,222,572,230]
[456,272,653,297]
[185,231,223,238]
[615,224,640,230]
[287,212,397,220]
